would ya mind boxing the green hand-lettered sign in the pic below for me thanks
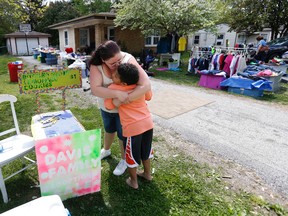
[18,69,82,94]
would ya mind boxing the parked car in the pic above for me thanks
[265,36,288,61]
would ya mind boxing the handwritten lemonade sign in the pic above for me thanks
[35,129,101,200]
[18,68,82,94]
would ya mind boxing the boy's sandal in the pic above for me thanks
[137,172,153,182]
[126,178,138,190]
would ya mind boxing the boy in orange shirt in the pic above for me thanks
[105,63,153,189]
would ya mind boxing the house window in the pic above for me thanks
[79,29,89,47]
[64,30,68,46]
[237,34,246,44]
[216,34,224,46]
[145,30,160,46]
[107,27,115,41]
[194,35,200,44]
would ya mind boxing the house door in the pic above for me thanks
[79,29,89,47]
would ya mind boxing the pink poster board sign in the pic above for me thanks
[35,129,101,201]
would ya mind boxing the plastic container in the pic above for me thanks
[46,58,58,65]
[199,74,226,90]
[40,52,47,58]
[262,71,285,92]
[46,53,57,59]
[168,62,178,69]
[8,62,23,82]
[40,56,46,63]
[228,87,263,98]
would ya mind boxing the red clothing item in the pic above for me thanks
[223,54,233,75]
[105,84,153,137]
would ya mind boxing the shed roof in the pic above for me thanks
[48,12,116,29]
[5,31,51,38]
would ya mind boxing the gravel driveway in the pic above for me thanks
[149,78,288,198]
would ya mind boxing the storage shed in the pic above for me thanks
[5,31,51,56]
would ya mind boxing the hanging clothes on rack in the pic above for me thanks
[209,53,225,70]
[236,55,247,74]
[222,53,234,76]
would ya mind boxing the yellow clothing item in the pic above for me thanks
[178,37,187,51]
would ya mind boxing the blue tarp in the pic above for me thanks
[220,76,272,90]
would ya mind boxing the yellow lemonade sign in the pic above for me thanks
[18,69,82,94]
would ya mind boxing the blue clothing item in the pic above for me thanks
[157,37,170,54]
[257,39,267,48]
[169,68,180,71]
[252,80,272,90]
[197,58,209,70]
[100,109,123,140]
[220,76,272,90]
[145,55,155,64]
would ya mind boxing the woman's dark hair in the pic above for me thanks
[118,63,139,85]
[89,40,120,66]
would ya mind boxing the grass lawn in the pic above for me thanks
[0,55,288,215]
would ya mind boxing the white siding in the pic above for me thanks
[187,24,237,50]
[58,28,75,51]
[39,38,49,47]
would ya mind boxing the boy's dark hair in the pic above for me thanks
[118,63,139,85]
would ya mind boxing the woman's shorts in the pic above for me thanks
[124,129,153,168]
[100,109,123,140]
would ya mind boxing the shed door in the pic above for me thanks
[28,38,39,54]
[16,38,27,55]
[16,38,38,55]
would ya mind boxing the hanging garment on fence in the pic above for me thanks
[178,36,187,52]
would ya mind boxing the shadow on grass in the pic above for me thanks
[106,158,170,216]
[62,157,170,215]
[0,170,40,213]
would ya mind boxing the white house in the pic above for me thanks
[187,24,237,50]
[187,24,273,50]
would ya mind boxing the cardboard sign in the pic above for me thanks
[18,69,82,94]
[35,129,101,200]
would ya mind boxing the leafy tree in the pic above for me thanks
[226,0,288,39]
[264,0,288,39]
[113,0,225,36]
[20,0,46,30]
[71,0,111,15]
[35,1,81,46]
[0,0,23,46]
